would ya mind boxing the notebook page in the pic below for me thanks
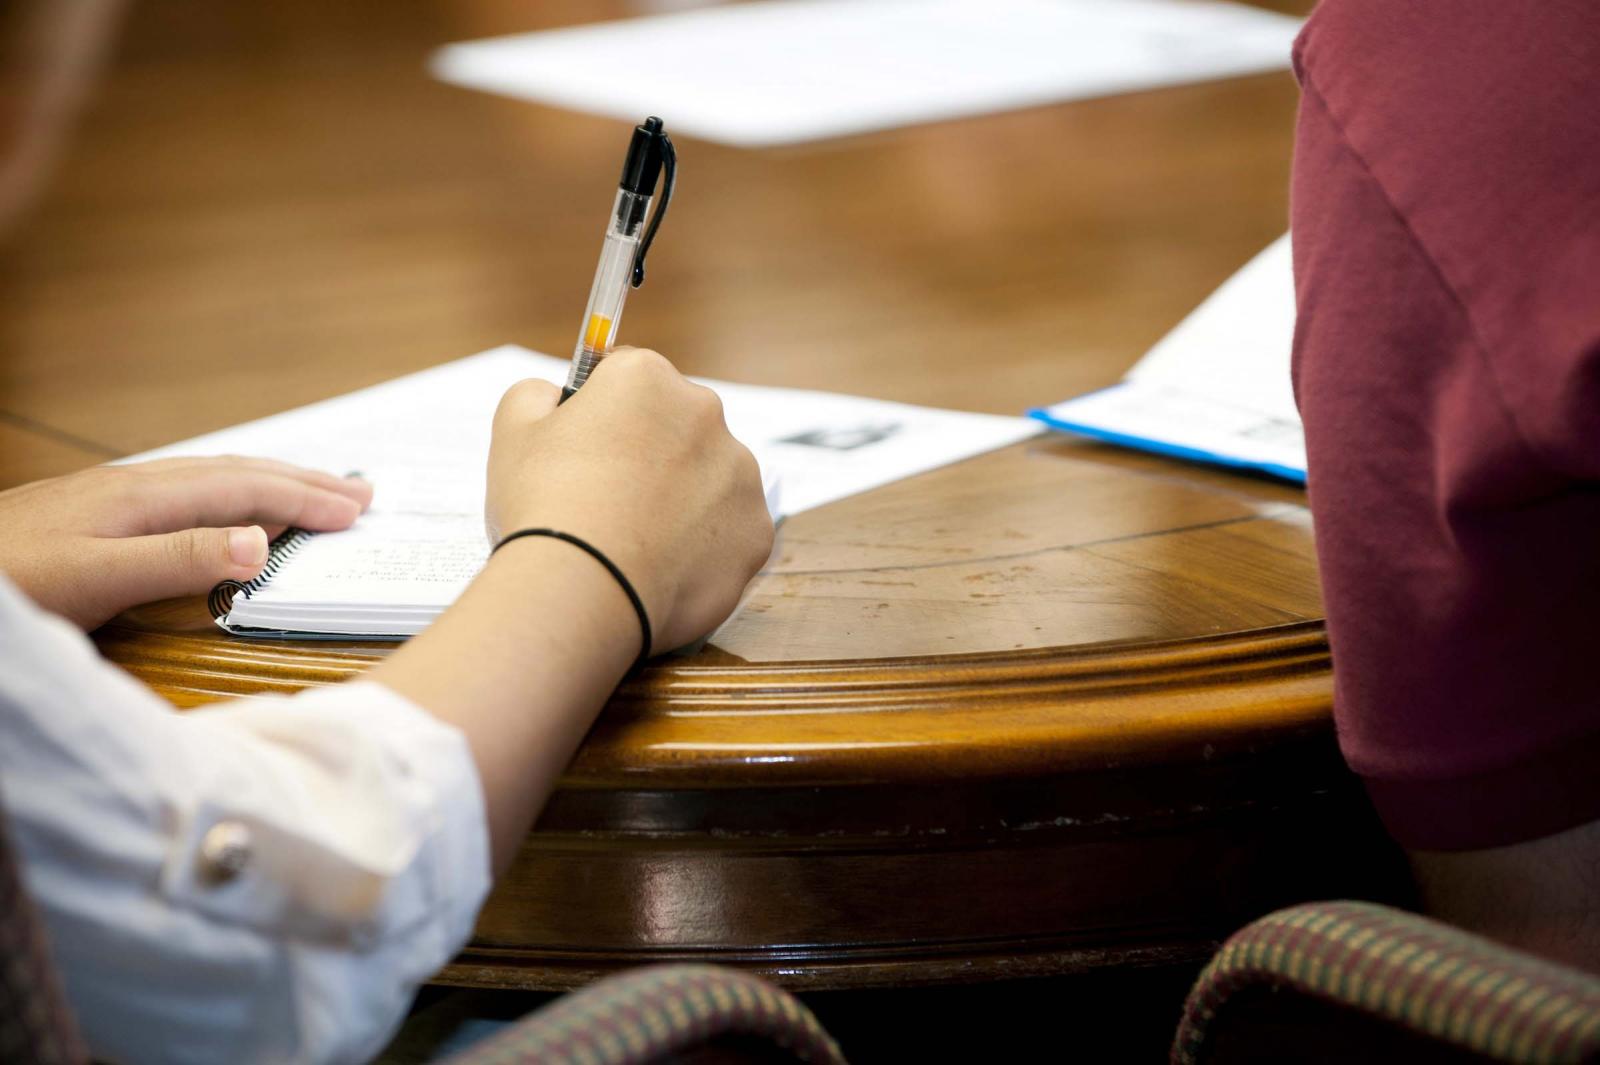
[253,513,487,604]
[123,346,1036,635]
[124,351,531,633]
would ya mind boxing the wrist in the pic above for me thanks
[375,524,642,878]
[487,529,651,664]
[489,501,676,633]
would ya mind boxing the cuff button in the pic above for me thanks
[198,821,253,885]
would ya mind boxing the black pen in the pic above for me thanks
[562,116,677,401]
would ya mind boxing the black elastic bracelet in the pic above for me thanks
[491,528,653,669]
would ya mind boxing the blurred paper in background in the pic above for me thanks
[1030,235,1303,482]
[431,0,1303,147]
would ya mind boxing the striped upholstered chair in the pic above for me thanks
[440,967,846,1065]
[1174,901,1600,1064]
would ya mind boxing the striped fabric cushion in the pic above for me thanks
[1173,901,1600,1064]
[440,964,846,1065]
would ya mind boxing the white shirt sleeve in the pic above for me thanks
[0,576,492,1065]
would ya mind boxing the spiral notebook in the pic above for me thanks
[123,346,1038,639]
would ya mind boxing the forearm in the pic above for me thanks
[371,536,638,876]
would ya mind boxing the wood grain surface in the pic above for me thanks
[3,0,1390,992]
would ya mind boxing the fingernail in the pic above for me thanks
[229,526,268,567]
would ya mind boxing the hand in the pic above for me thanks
[0,457,372,630]
[486,348,774,653]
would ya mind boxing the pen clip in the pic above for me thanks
[631,130,674,288]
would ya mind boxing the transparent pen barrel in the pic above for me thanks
[567,189,651,393]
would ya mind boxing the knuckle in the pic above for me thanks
[752,507,776,551]
[688,384,724,422]
[168,530,206,573]
[494,380,542,422]
[622,346,663,365]
[616,348,674,379]
[97,471,139,510]
[506,378,546,403]
[731,440,760,480]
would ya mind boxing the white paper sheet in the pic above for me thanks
[125,346,1038,635]
[430,0,1303,148]
[1031,234,1304,480]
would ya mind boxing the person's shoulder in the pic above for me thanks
[1294,0,1594,122]
[1291,0,1599,320]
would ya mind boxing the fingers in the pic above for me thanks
[131,456,373,507]
[591,350,723,420]
[587,347,676,389]
[129,468,367,536]
[88,525,271,609]
[493,379,561,434]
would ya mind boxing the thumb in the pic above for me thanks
[95,525,270,607]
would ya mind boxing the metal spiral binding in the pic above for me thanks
[206,528,318,620]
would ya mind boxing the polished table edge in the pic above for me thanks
[95,616,1333,785]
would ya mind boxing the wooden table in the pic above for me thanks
[6,0,1396,993]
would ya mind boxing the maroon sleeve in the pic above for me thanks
[1289,0,1600,850]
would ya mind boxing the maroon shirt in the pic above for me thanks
[1290,1,1600,850]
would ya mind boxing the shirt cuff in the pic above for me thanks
[176,680,492,949]
[282,680,492,941]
